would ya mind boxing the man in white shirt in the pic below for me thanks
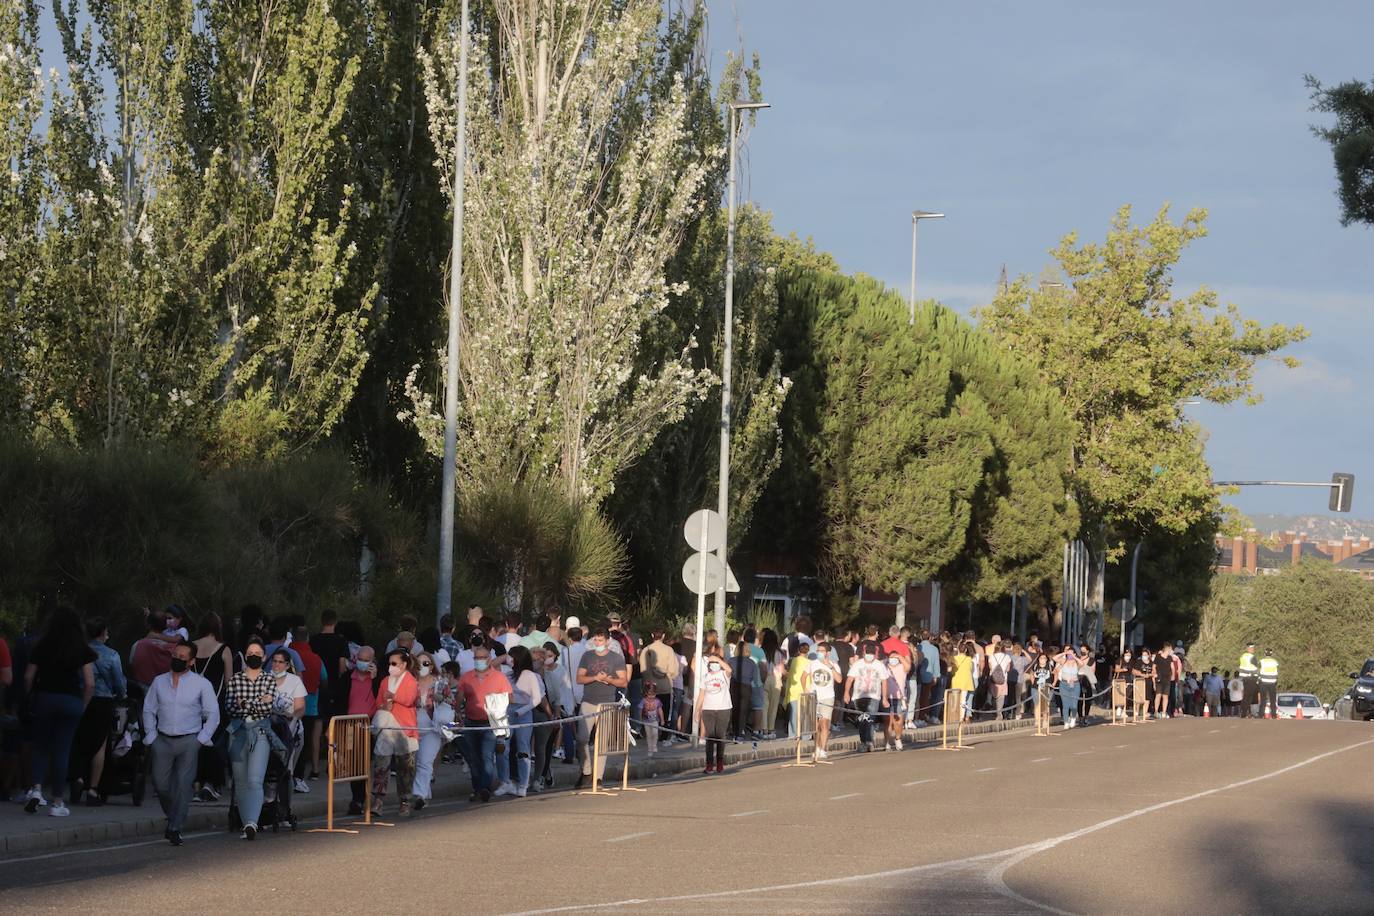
[142,641,219,846]
[843,646,886,752]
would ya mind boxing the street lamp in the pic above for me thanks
[715,100,769,636]
[908,210,945,325]
[436,0,470,626]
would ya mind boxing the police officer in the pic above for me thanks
[1237,642,1259,718]
[1258,649,1279,718]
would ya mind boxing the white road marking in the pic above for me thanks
[1209,729,1220,733]
[501,737,1374,916]
[1031,757,1052,763]
[1113,745,1128,749]
[976,766,999,772]
[605,831,654,843]
[1073,750,1094,756]
[903,779,935,787]
[730,810,767,818]
[829,792,862,800]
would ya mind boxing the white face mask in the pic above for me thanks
[419,664,432,676]
[864,654,876,663]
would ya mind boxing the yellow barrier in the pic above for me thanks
[1110,680,1130,726]
[1032,685,1056,737]
[782,693,830,768]
[309,714,386,834]
[1132,678,1150,724]
[936,689,970,750]
[578,704,645,797]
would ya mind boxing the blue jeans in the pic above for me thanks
[460,720,496,793]
[229,720,272,827]
[510,709,533,790]
[30,692,85,800]
[1059,681,1080,723]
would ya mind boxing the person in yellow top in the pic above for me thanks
[783,638,811,738]
[948,641,976,723]
[1237,642,1259,719]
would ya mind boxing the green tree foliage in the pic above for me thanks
[1189,562,1374,702]
[0,438,429,643]
[3,0,374,458]
[1307,75,1374,226]
[808,272,1078,600]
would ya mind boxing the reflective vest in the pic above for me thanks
[1259,656,1278,683]
[1238,652,1258,676]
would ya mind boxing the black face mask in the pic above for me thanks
[244,655,264,669]
[170,658,189,673]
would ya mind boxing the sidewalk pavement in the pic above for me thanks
[1,713,1050,856]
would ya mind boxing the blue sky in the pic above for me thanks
[707,1,1374,519]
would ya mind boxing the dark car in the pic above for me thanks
[1349,659,1374,721]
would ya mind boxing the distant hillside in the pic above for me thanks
[1247,514,1374,541]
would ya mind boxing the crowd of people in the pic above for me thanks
[0,604,1238,846]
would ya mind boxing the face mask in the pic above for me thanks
[594,643,609,655]
[708,662,721,673]
[419,664,432,676]
[474,659,489,672]
[273,668,287,679]
[170,658,189,673]
[389,664,403,674]
[245,655,264,669]
[545,659,557,670]
[356,660,372,672]
[888,659,900,667]
[864,654,876,663]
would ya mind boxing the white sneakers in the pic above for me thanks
[894,739,904,751]
[815,748,829,760]
[492,781,516,797]
[50,802,71,817]
[293,778,311,794]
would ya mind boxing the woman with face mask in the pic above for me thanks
[694,649,733,774]
[345,646,377,815]
[262,649,306,826]
[532,643,565,791]
[224,638,278,840]
[1029,650,1055,734]
[370,650,419,816]
[411,652,453,809]
[500,645,549,797]
[1112,650,1133,723]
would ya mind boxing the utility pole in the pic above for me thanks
[436,0,470,626]
[715,100,769,637]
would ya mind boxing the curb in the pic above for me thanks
[2,714,1052,856]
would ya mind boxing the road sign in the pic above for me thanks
[1111,598,1136,623]
[684,509,726,553]
[682,552,727,596]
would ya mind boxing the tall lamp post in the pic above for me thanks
[715,100,769,637]
[436,0,470,626]
[894,208,943,629]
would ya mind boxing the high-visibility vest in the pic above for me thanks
[1238,652,1258,675]
[1259,656,1278,683]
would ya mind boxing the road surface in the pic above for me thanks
[4,717,1372,914]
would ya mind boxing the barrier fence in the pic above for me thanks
[578,704,644,797]
[782,693,831,768]
[308,714,385,835]
[936,689,971,750]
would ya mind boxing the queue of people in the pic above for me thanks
[3,601,1278,847]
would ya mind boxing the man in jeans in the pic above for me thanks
[575,628,628,789]
[456,646,511,803]
[142,641,219,846]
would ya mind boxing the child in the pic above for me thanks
[162,605,190,642]
[883,654,907,751]
[641,687,664,756]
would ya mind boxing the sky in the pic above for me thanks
[705,0,1374,520]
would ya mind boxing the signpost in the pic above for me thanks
[681,509,738,740]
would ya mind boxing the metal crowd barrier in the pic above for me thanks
[936,689,971,750]
[578,704,645,797]
[308,714,388,834]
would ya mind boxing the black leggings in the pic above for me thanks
[702,708,730,767]
[1259,682,1277,713]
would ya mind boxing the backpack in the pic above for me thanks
[990,654,1006,685]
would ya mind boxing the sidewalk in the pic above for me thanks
[1,714,1047,856]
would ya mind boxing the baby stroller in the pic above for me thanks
[100,689,149,806]
[226,716,298,833]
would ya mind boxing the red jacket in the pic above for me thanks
[294,642,324,694]
[375,672,419,739]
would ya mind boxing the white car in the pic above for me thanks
[1274,692,1328,719]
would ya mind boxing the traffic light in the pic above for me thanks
[1330,472,1355,513]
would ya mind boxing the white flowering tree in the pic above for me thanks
[410,0,717,502]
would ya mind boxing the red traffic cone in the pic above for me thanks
[1295,703,1304,720]
[1264,706,1272,719]
[1203,703,1210,718]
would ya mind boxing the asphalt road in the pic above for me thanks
[4,717,1373,915]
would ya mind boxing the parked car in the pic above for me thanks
[1274,692,1327,719]
[1349,659,1374,721]
[1333,690,1355,721]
